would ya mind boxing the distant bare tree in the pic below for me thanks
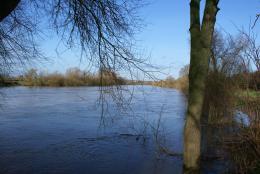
[210,30,249,75]
[179,64,189,77]
[242,29,260,71]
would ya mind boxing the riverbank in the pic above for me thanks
[152,72,260,173]
[1,68,127,87]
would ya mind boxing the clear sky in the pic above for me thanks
[38,0,260,79]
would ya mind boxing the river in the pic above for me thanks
[0,86,189,174]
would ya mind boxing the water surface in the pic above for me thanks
[0,86,187,174]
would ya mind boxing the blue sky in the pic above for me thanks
[38,0,260,79]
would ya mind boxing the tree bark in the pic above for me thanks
[0,0,20,22]
[184,0,219,172]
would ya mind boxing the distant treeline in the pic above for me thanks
[1,68,126,87]
[0,75,18,86]
[152,64,260,96]
[152,65,189,95]
[234,71,260,90]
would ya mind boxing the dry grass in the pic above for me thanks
[153,76,189,95]
[201,71,260,173]
[224,97,260,174]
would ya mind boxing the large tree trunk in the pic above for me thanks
[0,0,20,22]
[184,0,219,172]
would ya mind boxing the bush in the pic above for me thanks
[224,98,260,174]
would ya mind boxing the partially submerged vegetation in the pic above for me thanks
[226,92,260,174]
[154,29,260,173]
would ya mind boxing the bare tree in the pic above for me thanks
[0,0,44,75]
[184,0,219,172]
[0,0,149,80]
[210,30,249,75]
[242,29,260,71]
[48,0,147,74]
[0,0,20,22]
[0,0,151,118]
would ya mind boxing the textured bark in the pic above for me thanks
[184,0,219,172]
[201,87,210,157]
[0,0,20,22]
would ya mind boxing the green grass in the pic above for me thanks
[237,90,260,99]
[235,89,260,107]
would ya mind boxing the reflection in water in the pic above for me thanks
[0,86,186,174]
